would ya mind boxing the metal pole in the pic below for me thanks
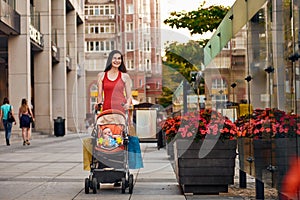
[183,80,188,114]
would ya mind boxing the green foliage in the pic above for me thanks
[158,2,229,108]
[163,2,229,35]
[158,41,205,108]
[164,40,204,79]
[157,62,183,108]
[157,86,174,108]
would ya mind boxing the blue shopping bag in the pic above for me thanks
[128,136,144,169]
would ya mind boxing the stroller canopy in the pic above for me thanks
[97,109,126,126]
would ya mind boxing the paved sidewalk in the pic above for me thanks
[0,130,52,146]
[0,132,260,199]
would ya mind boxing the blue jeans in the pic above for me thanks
[2,119,12,140]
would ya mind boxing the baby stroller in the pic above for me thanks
[84,109,134,194]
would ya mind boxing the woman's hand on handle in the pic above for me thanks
[95,103,102,114]
[122,103,130,110]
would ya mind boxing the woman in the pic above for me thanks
[95,50,143,185]
[19,98,34,145]
[0,97,16,146]
[96,50,132,113]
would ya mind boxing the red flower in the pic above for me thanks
[235,108,300,138]
[160,109,238,142]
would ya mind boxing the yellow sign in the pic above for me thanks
[211,88,228,95]
[90,91,98,97]
[239,104,253,116]
[132,90,138,97]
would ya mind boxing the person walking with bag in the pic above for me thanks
[18,98,34,146]
[0,97,16,146]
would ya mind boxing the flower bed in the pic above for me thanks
[160,109,238,194]
[161,109,238,143]
[235,108,300,194]
[235,108,300,139]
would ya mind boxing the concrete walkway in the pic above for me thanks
[0,132,257,199]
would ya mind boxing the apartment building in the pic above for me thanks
[0,0,86,134]
[204,30,247,109]
[84,0,162,121]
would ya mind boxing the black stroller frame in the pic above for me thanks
[84,108,134,194]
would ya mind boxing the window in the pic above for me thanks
[94,6,100,16]
[111,41,115,50]
[95,26,99,34]
[126,60,134,70]
[156,81,160,89]
[211,78,228,108]
[126,23,133,32]
[127,41,134,51]
[105,5,110,15]
[212,78,228,89]
[90,84,98,113]
[145,59,151,71]
[85,40,115,52]
[105,41,110,51]
[126,4,134,14]
[86,23,115,34]
[85,5,115,16]
[144,40,150,51]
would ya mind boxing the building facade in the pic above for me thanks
[204,0,300,115]
[0,0,86,134]
[84,0,162,122]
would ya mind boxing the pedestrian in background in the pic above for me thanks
[18,98,34,146]
[0,97,16,146]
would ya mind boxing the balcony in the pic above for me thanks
[0,0,20,35]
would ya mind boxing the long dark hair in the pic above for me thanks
[104,50,127,73]
[3,97,9,104]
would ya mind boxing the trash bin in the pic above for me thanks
[54,117,65,137]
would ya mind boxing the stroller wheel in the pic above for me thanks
[84,178,90,194]
[121,177,126,194]
[92,178,97,194]
[128,174,134,194]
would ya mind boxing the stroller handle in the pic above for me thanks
[95,103,103,114]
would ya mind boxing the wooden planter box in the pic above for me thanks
[174,139,237,194]
[166,140,174,160]
[238,138,300,191]
[237,138,255,176]
[273,138,300,192]
[253,139,273,186]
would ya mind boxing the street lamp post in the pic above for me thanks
[219,90,224,116]
[288,53,300,114]
[231,82,237,103]
[245,75,253,115]
[264,66,274,109]
[231,82,237,121]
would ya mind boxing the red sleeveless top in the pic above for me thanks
[102,71,126,113]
